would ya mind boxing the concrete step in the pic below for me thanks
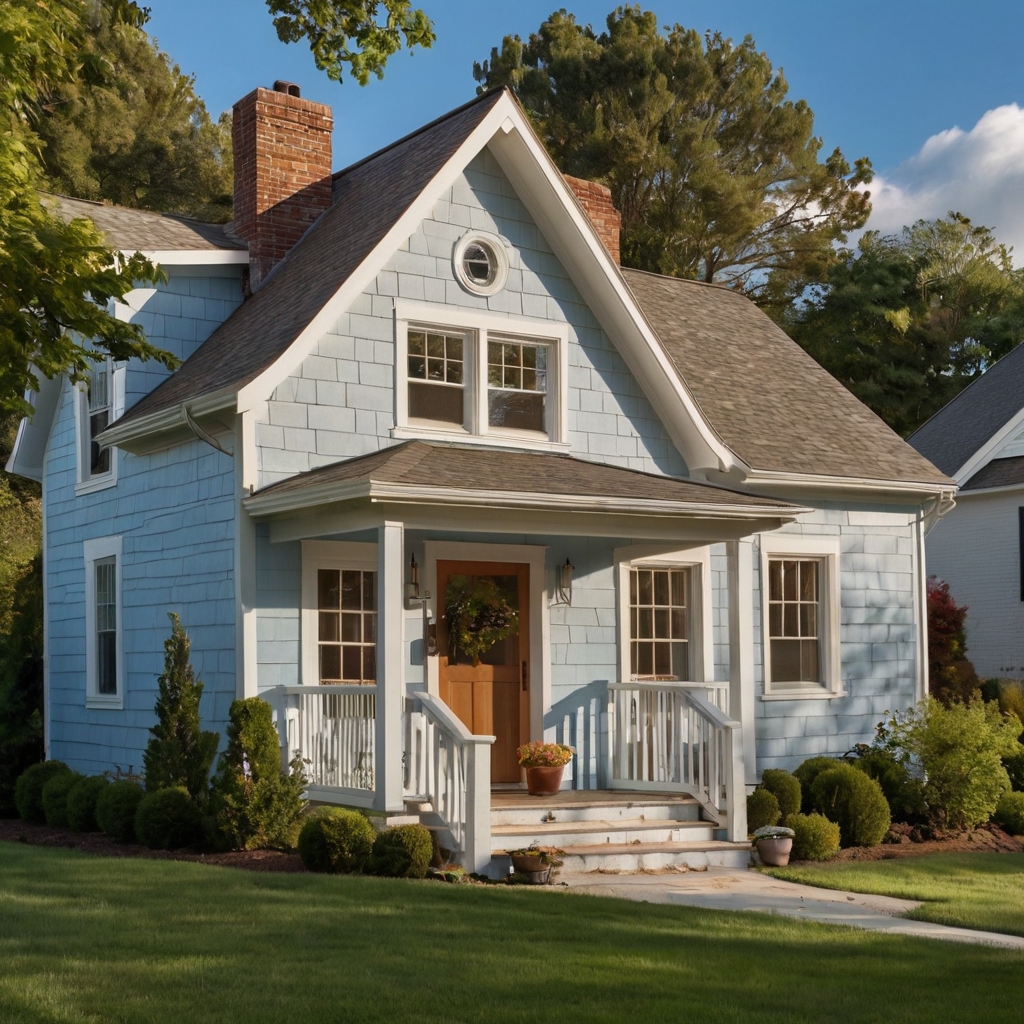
[490,793,704,827]
[491,816,716,850]
[491,840,752,876]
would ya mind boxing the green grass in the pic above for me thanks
[1,844,1022,1024]
[767,852,1024,937]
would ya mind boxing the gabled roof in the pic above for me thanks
[622,269,951,486]
[43,192,244,251]
[962,455,1024,491]
[909,342,1024,478]
[244,440,804,518]
[112,90,506,428]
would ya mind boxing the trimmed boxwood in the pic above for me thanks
[784,812,840,861]
[96,781,145,843]
[994,791,1024,836]
[812,763,891,848]
[15,761,70,822]
[41,771,85,828]
[135,787,202,850]
[747,788,781,832]
[794,757,840,813]
[298,808,374,873]
[67,775,110,832]
[370,824,433,878]
[759,769,802,819]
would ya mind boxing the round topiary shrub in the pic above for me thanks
[784,812,841,861]
[298,808,374,873]
[66,775,110,832]
[41,770,85,828]
[15,761,70,822]
[370,824,433,878]
[96,781,145,843]
[135,787,202,850]
[759,769,802,819]
[812,764,891,848]
[994,791,1024,836]
[794,757,840,813]
[851,748,927,824]
[747,788,781,832]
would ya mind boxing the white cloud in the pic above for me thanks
[862,103,1024,262]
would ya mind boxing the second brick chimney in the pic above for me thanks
[232,82,334,287]
[564,175,621,263]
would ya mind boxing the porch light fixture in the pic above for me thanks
[405,553,420,605]
[555,557,574,606]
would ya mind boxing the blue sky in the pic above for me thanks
[147,0,1024,251]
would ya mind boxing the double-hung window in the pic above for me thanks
[76,358,123,493]
[84,536,123,708]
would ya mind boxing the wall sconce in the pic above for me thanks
[405,553,420,607]
[555,557,574,606]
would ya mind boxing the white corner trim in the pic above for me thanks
[954,404,1024,484]
[83,534,124,710]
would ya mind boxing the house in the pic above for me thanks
[910,344,1024,679]
[7,83,954,873]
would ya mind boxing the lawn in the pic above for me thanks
[1,845,1023,1024]
[766,852,1024,937]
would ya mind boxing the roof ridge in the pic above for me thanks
[620,265,742,294]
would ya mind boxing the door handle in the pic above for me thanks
[522,660,528,692]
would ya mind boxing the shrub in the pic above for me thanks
[297,808,374,873]
[759,769,801,819]
[746,788,780,832]
[994,792,1024,836]
[41,770,84,828]
[96,780,145,843]
[793,757,839,813]
[15,761,69,822]
[135,787,202,850]
[784,812,841,861]
[143,613,219,804]
[1004,747,1024,792]
[927,578,980,705]
[210,698,306,851]
[67,775,110,832]
[984,679,1024,735]
[370,824,433,878]
[812,764,891,848]
[850,747,926,824]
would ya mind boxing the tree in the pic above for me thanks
[473,6,872,306]
[142,613,219,803]
[785,214,1024,435]
[927,577,980,706]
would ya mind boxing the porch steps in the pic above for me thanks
[491,817,716,848]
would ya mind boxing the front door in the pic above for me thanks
[436,560,529,784]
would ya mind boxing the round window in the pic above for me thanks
[453,232,509,296]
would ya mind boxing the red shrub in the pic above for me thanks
[927,577,980,705]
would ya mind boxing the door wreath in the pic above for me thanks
[444,574,519,665]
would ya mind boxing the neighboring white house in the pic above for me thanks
[7,84,954,874]
[910,344,1024,679]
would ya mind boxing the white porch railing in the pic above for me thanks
[403,692,494,873]
[608,681,745,840]
[271,685,377,805]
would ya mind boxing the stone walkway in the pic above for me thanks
[559,867,1024,950]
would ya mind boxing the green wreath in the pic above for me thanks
[444,575,519,665]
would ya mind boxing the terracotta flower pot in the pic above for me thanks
[510,852,547,873]
[525,765,564,795]
[756,837,793,866]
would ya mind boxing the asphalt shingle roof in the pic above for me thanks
[908,343,1024,477]
[622,268,951,485]
[962,455,1024,491]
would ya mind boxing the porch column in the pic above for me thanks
[376,521,405,812]
[727,537,757,800]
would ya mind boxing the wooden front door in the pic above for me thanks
[437,560,529,784]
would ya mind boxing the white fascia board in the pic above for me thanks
[96,388,237,451]
[953,405,1024,485]
[5,372,62,482]
[739,468,956,504]
[135,249,249,266]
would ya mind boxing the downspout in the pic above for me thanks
[182,404,234,457]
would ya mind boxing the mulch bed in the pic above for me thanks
[831,822,1024,862]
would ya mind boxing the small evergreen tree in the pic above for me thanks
[142,613,218,804]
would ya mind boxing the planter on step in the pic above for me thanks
[510,851,547,873]
[517,741,574,795]
[524,764,564,795]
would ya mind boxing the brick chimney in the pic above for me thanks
[232,82,334,287]
[564,175,621,263]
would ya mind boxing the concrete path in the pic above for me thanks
[560,867,1024,950]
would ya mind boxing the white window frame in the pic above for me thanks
[300,540,378,687]
[759,533,844,699]
[74,358,125,495]
[452,231,510,296]
[84,535,123,709]
[614,545,713,684]
[392,301,570,452]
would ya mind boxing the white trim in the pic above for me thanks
[953,405,1024,484]
[452,231,510,296]
[393,300,570,447]
[613,544,713,685]
[955,481,1024,497]
[739,468,954,501]
[912,511,929,704]
[300,540,378,687]
[758,533,844,699]
[236,410,258,698]
[83,535,124,709]
[41,460,51,755]
[138,249,249,266]
[421,540,550,743]
[74,362,121,495]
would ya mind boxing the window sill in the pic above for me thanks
[391,425,570,453]
[76,474,116,497]
[760,688,847,702]
[86,695,123,710]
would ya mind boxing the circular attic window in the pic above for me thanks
[453,232,509,296]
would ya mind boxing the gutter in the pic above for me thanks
[96,389,237,450]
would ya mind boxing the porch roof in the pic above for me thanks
[243,440,807,520]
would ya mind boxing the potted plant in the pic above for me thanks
[752,824,795,866]
[517,740,574,795]
[508,844,564,874]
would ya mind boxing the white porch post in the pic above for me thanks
[727,539,755,839]
[376,521,405,812]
